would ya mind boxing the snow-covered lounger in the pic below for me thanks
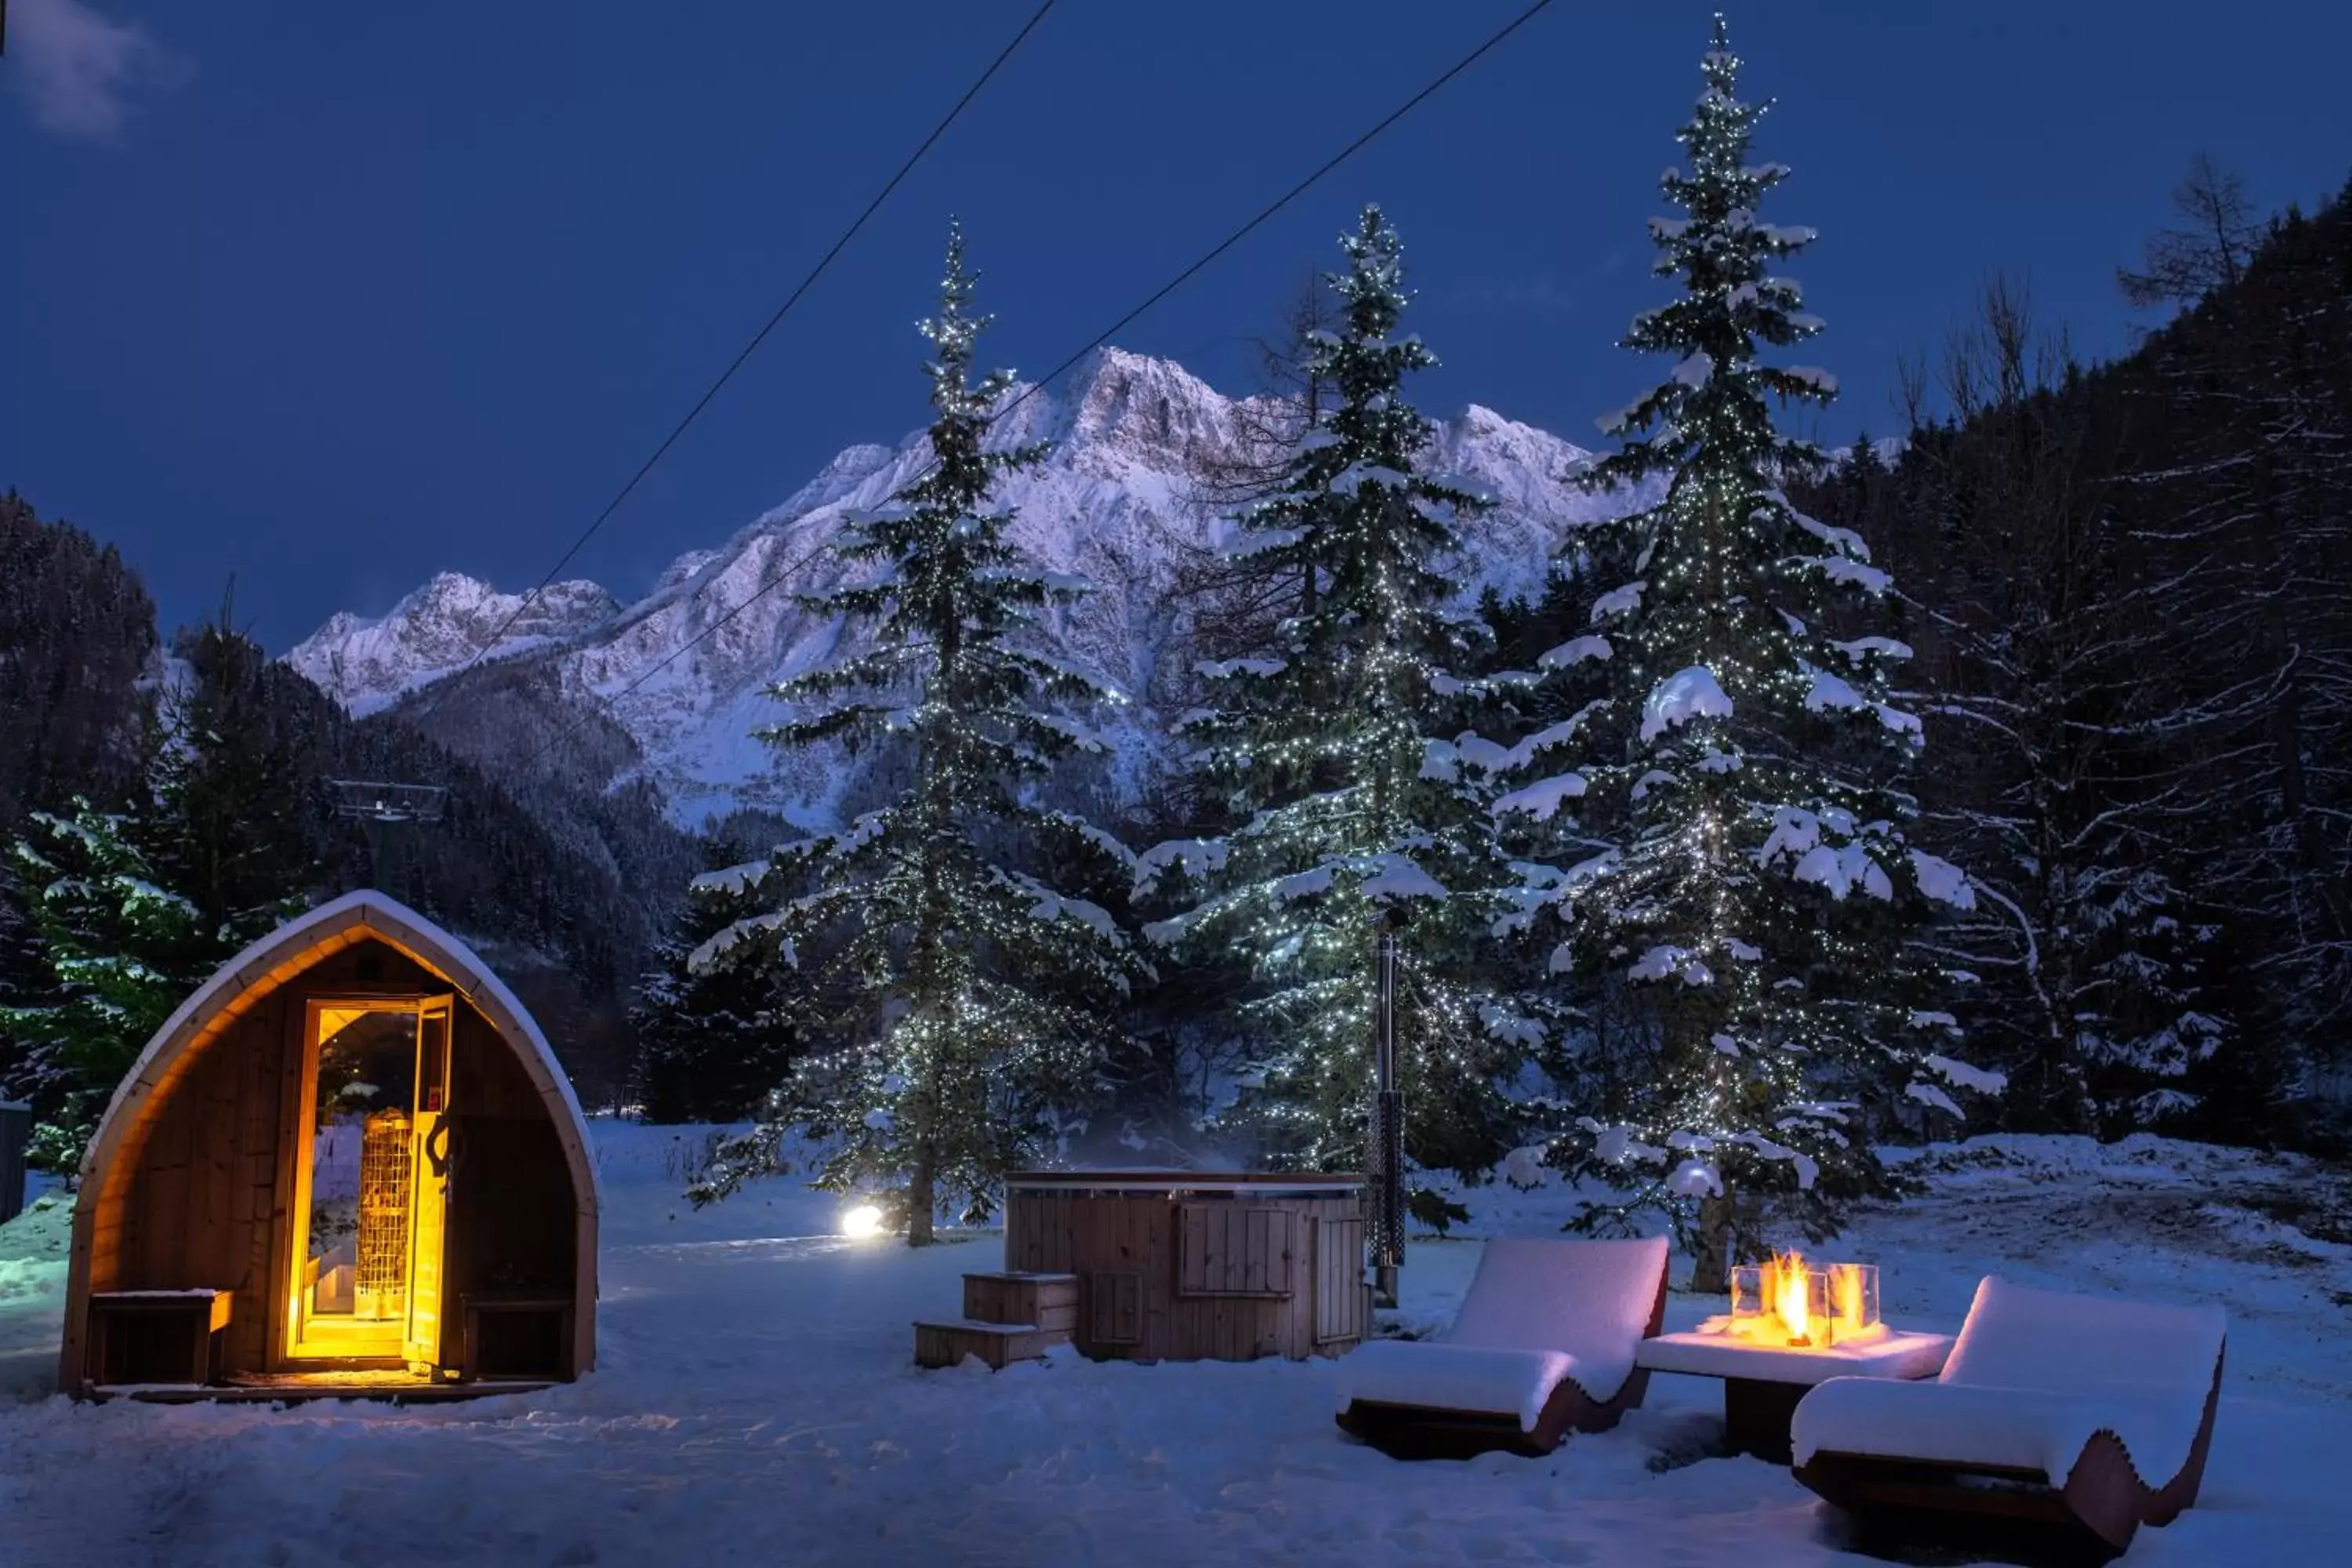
[1333,1236,1670,1460]
[1791,1276,2225,1560]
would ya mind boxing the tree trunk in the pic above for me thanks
[906,1145,938,1247]
[1691,1186,1736,1294]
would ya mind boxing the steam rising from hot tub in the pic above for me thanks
[1049,1121,1254,1174]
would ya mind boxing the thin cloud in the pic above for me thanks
[9,0,183,143]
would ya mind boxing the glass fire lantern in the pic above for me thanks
[1826,1261,1881,1343]
[1730,1262,1766,1330]
[1731,1253,1880,1347]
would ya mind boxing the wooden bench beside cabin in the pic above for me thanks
[462,1295,577,1381]
[87,1289,234,1388]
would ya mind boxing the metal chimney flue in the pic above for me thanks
[1370,911,1405,1309]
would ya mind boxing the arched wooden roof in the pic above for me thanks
[78,888,601,1215]
[63,889,599,1388]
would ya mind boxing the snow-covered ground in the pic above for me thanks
[2,1127,2346,1566]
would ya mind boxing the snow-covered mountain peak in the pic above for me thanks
[286,570,621,716]
[1041,348,1240,470]
[763,442,899,523]
[289,347,1650,825]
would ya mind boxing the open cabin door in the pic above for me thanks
[404,998,452,1371]
[286,995,456,1370]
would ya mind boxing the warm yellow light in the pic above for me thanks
[1769,1250,1811,1345]
[1832,1261,1864,1331]
[840,1204,886,1240]
[1726,1257,1877,1348]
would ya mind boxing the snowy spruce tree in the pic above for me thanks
[690,225,1139,1244]
[0,799,220,1172]
[1140,205,1531,1180]
[629,855,796,1125]
[150,615,323,938]
[1500,17,1994,1290]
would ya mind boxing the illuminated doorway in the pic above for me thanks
[286,996,452,1367]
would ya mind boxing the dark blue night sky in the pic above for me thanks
[5,0,2348,646]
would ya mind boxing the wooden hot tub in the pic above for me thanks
[1000,1171,1370,1363]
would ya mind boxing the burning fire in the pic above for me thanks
[1766,1251,1814,1345]
[1726,1254,1882,1348]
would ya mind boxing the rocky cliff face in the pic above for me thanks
[289,573,622,716]
[288,347,1642,829]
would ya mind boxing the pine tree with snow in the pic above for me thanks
[690,226,1141,1244]
[1139,205,1531,1180]
[151,613,321,938]
[1498,17,1994,1290]
[629,848,797,1125]
[0,798,221,1172]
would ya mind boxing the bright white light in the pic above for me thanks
[840,1204,886,1240]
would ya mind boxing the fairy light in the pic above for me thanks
[1147,205,1528,1171]
[1492,14,1991,1244]
[688,223,1143,1225]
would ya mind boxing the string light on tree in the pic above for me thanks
[1486,15,2000,1291]
[687,223,1145,1246]
[1139,205,1536,1187]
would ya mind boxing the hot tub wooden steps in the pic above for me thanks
[913,1318,1065,1370]
[913,1272,1080,1370]
[961,1272,1077,1333]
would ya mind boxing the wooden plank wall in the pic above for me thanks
[96,994,287,1377]
[1177,1203,1294,1297]
[1004,1189,1366,1362]
[1087,1272,1141,1343]
[444,1007,578,1375]
[1314,1215,1367,1345]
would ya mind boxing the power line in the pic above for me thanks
[993,0,1560,423]
[417,0,1058,716]
[496,0,1562,776]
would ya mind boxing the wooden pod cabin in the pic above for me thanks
[59,891,600,1398]
[1000,1171,1370,1362]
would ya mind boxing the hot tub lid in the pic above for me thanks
[1005,1169,1363,1196]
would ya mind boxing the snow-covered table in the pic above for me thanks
[1635,1328,1954,1463]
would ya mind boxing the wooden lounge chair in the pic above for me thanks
[1334,1235,1670,1460]
[1792,1276,2226,1563]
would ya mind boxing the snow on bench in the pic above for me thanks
[1334,1236,1667,1432]
[1792,1276,2226,1485]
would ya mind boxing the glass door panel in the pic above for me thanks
[403,1000,453,1370]
[287,998,454,1366]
